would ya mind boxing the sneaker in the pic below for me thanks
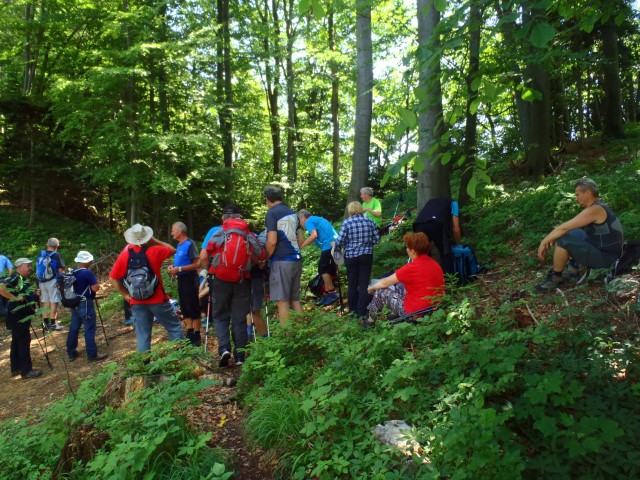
[68,354,78,363]
[11,370,20,377]
[315,296,326,306]
[88,353,109,363]
[219,350,231,368]
[22,369,42,379]
[536,271,565,292]
[124,317,135,326]
[321,291,339,306]
[235,353,245,366]
[51,322,65,331]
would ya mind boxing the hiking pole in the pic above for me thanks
[263,282,270,337]
[204,275,213,353]
[31,323,53,370]
[94,298,109,346]
[334,266,345,315]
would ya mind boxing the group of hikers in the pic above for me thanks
[0,178,625,378]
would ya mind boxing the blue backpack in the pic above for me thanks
[452,245,481,284]
[36,250,58,282]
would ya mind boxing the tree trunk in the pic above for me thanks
[329,11,340,195]
[347,0,373,207]
[284,0,297,181]
[601,19,624,138]
[416,0,450,211]
[522,8,550,178]
[458,0,481,209]
[217,0,233,197]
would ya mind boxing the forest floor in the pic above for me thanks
[0,282,274,480]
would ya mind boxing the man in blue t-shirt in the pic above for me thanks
[298,210,339,306]
[169,222,202,345]
[264,186,303,325]
[0,254,13,277]
[66,251,108,362]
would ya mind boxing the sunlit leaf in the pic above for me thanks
[469,98,481,115]
[399,108,417,129]
[441,152,452,165]
[522,87,543,102]
[467,175,477,197]
[530,22,556,48]
[434,0,447,13]
[470,76,481,92]
[299,0,310,15]
[312,0,325,21]
[413,87,428,102]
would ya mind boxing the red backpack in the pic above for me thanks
[206,218,265,282]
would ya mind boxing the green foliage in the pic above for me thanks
[240,300,640,479]
[0,344,232,480]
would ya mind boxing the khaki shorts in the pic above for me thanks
[39,278,61,303]
[269,261,302,302]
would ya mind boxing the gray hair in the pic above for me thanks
[172,222,188,234]
[360,187,373,196]
[575,178,599,197]
[47,238,59,248]
[263,186,283,202]
[298,209,311,219]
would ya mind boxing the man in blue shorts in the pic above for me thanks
[264,186,303,325]
[168,222,202,345]
[537,178,624,291]
[298,210,339,306]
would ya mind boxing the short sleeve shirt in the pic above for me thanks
[0,255,13,276]
[73,268,98,300]
[201,226,221,249]
[109,245,173,305]
[305,216,337,251]
[174,238,199,276]
[396,255,445,313]
[266,203,301,261]
[362,198,382,227]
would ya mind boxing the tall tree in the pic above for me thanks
[347,0,373,205]
[416,0,450,211]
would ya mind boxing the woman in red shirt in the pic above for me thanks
[367,232,444,324]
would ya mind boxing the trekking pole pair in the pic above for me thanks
[31,322,53,370]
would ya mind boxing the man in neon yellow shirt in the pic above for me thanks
[360,187,382,227]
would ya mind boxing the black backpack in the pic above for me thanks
[122,246,159,300]
[57,269,90,308]
[606,240,640,282]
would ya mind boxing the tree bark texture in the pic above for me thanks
[416,0,450,212]
[329,11,341,194]
[347,0,373,207]
[601,20,624,138]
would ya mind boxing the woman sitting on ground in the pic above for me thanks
[367,232,445,323]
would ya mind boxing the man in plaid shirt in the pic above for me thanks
[335,201,380,319]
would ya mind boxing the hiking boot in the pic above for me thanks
[22,370,42,379]
[124,317,135,326]
[88,353,109,363]
[219,351,231,368]
[68,354,78,363]
[536,271,565,292]
[321,291,339,306]
[192,331,202,347]
[235,353,245,366]
[186,329,196,345]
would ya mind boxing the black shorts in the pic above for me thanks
[318,249,337,276]
[177,273,200,319]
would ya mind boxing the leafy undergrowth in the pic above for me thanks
[0,342,234,480]
[239,141,640,479]
[240,289,640,479]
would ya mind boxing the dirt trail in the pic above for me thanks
[0,300,274,480]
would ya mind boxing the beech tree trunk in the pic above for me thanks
[347,0,373,207]
[416,0,450,211]
[601,19,624,138]
[329,11,340,194]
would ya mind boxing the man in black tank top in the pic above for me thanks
[536,178,624,291]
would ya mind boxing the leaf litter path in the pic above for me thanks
[0,299,274,480]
